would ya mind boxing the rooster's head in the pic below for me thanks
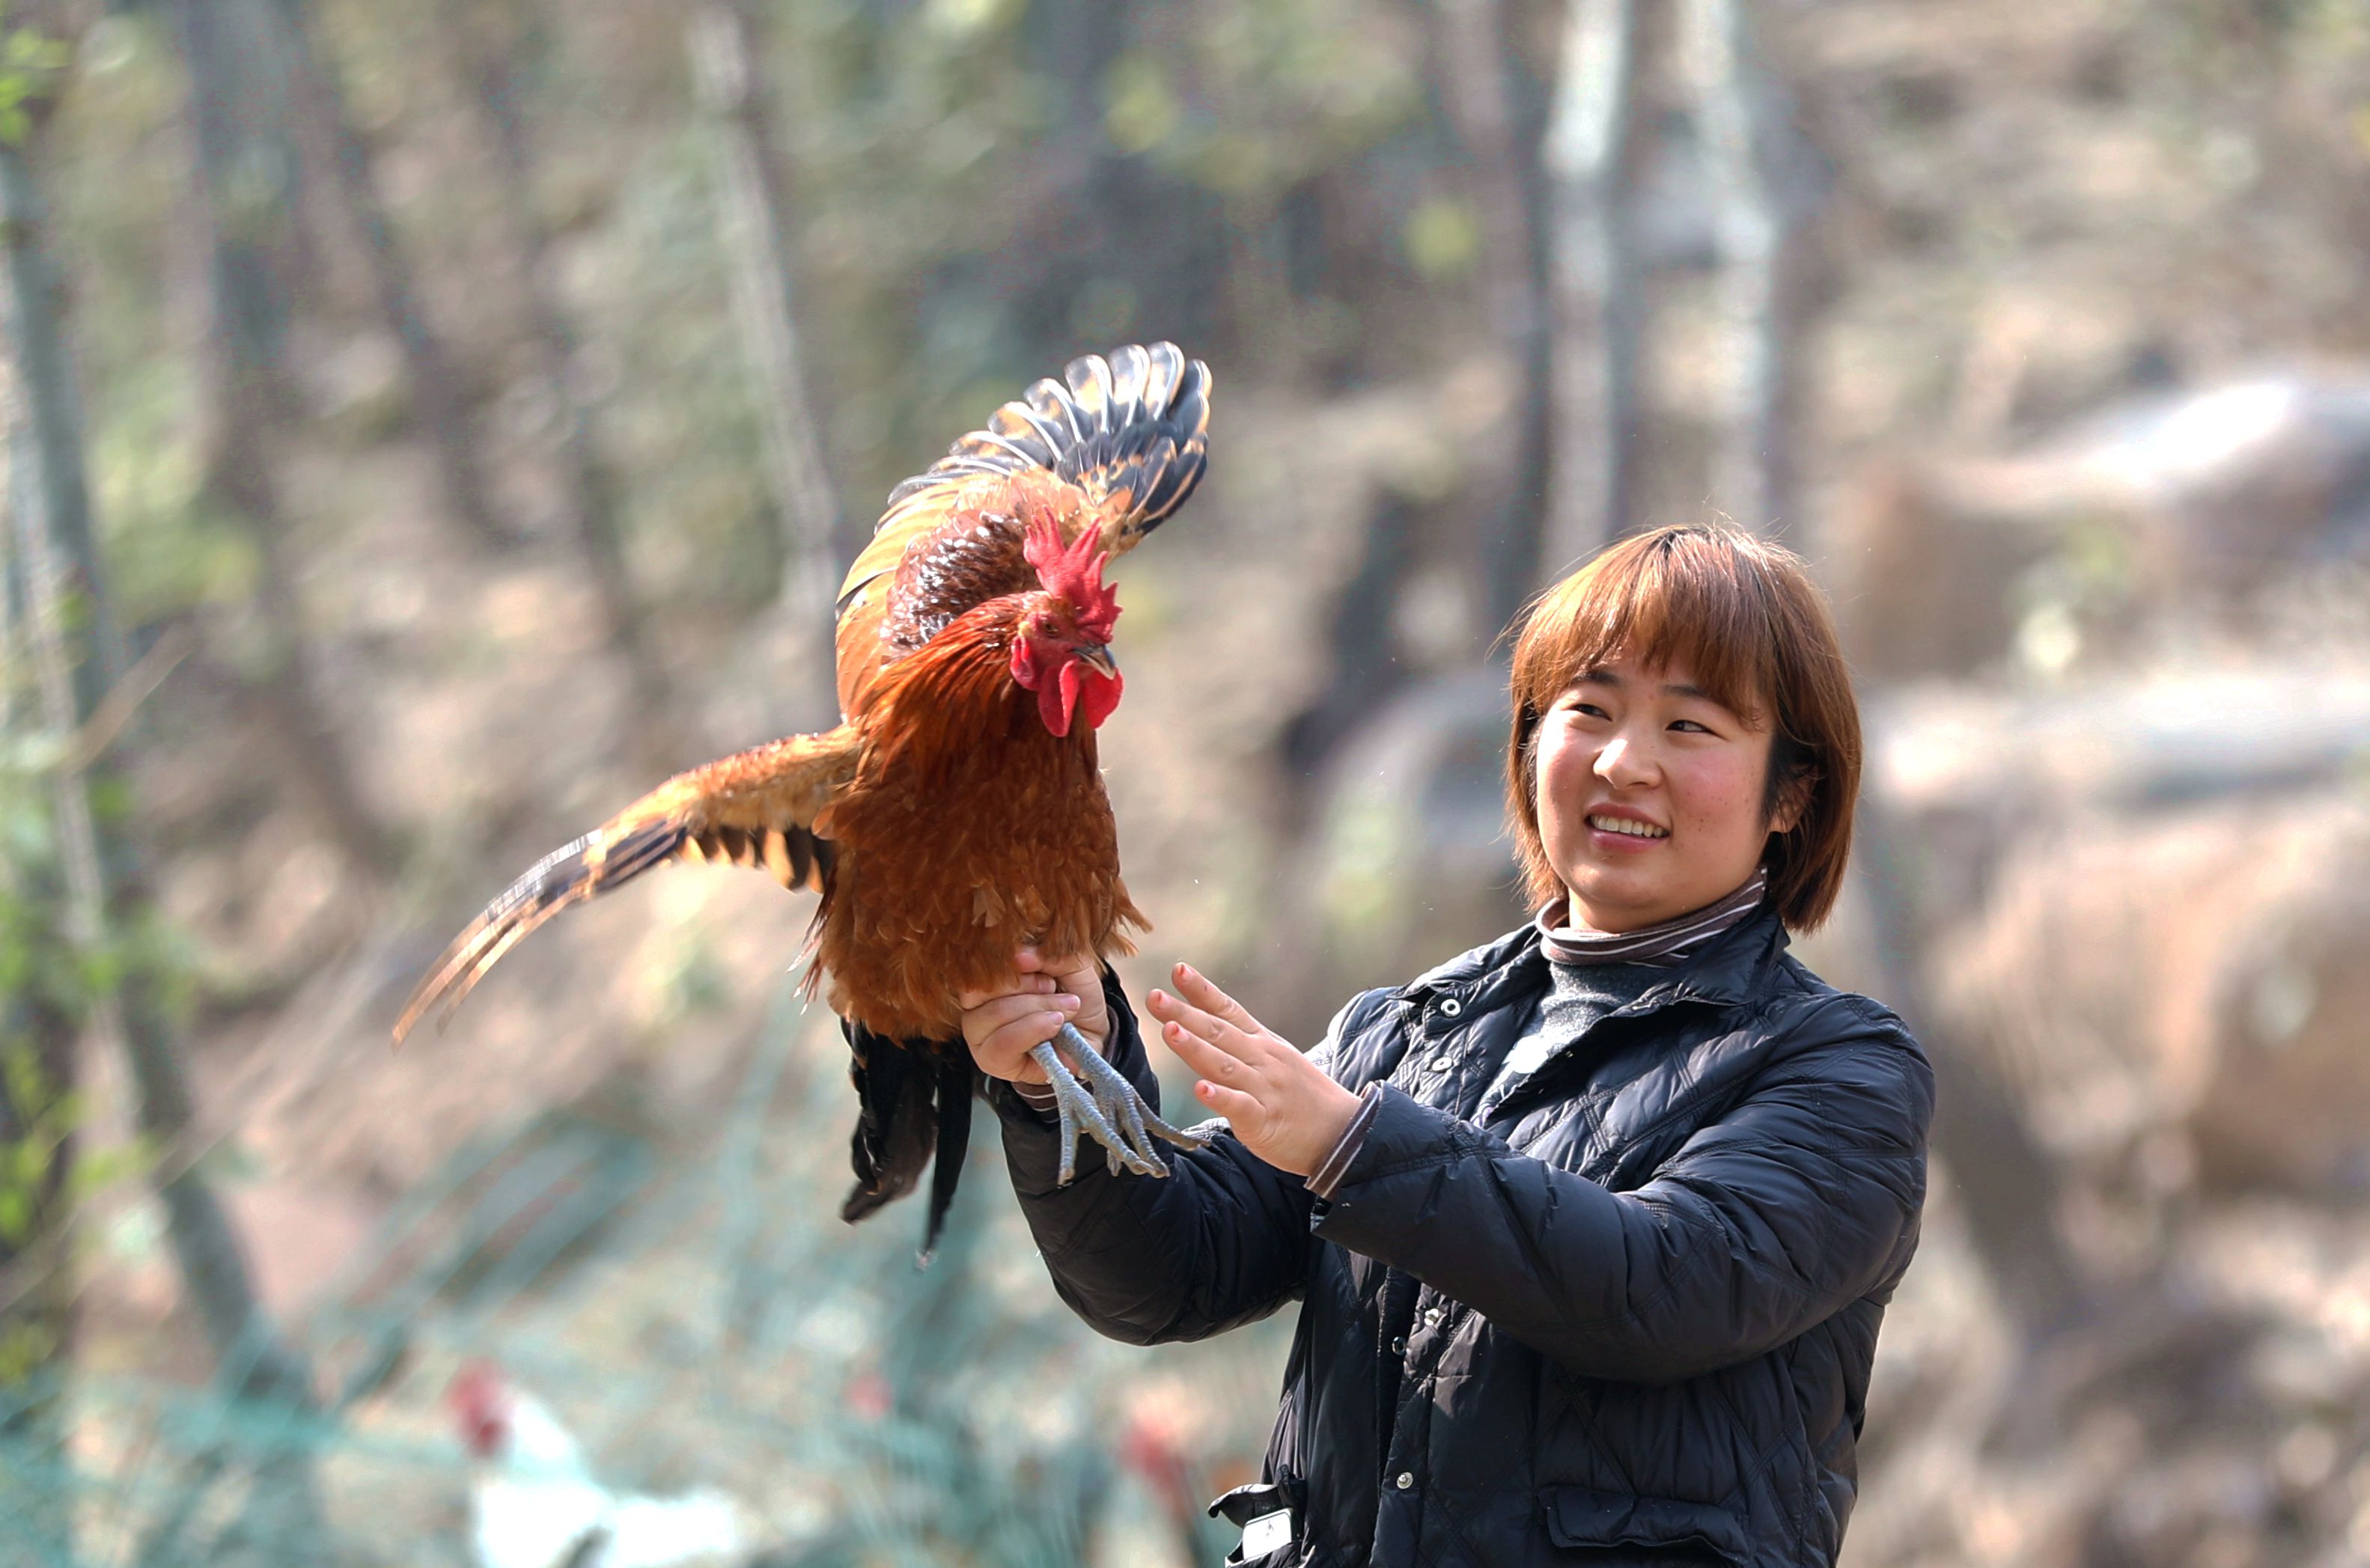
[1011,516,1123,738]
[446,1360,511,1458]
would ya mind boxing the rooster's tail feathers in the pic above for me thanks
[882,342,1211,551]
[840,1030,976,1263]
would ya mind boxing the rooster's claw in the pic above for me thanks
[1029,1024,1212,1184]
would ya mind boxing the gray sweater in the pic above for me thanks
[1479,958,1667,1114]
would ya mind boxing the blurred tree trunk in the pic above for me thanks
[1432,0,1553,631]
[688,0,841,726]
[1540,0,1643,571]
[0,123,329,1558]
[272,0,522,553]
[0,552,79,1568]
[458,3,680,766]
[0,46,82,1553]
[1681,0,1816,541]
[171,0,396,879]
[1855,796,2096,1344]
[1277,488,1422,808]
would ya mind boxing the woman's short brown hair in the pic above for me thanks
[1504,523,1862,933]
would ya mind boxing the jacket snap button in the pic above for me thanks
[1392,1335,1407,1355]
[1395,1471,1414,1489]
[1439,998,1463,1017]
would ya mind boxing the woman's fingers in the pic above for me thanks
[960,978,1080,1085]
[1146,986,1254,1056]
[1192,1077,1260,1123]
[1154,1015,1234,1081]
[965,989,1074,1040]
[957,972,1055,1011]
[981,1011,1067,1067]
[1172,963,1259,1030]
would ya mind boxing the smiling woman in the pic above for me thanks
[962,523,1930,1568]
[1508,522,1862,936]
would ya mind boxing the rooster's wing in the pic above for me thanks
[833,341,1211,717]
[393,729,859,1043]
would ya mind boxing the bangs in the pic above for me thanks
[1511,531,1782,725]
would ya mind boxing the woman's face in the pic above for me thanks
[1532,648,1794,933]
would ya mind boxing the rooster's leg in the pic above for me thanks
[1026,1024,1214,1185]
[1055,1023,1211,1154]
[1029,1037,1158,1185]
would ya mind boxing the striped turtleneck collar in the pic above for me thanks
[1535,867,1770,968]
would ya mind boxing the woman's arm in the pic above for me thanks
[969,961,1332,1345]
[1156,973,1932,1384]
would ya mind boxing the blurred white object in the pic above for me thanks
[449,1362,752,1568]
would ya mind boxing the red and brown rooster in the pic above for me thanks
[396,343,1213,1246]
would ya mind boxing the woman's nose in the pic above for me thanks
[1594,732,1656,788]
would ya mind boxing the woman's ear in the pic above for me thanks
[1770,765,1817,836]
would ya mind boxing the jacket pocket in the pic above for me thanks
[1542,1486,1750,1564]
[1210,1477,1303,1567]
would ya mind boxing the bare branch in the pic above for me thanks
[272,0,523,552]
[687,0,842,607]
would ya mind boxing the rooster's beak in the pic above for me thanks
[1076,643,1120,680]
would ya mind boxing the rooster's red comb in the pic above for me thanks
[1023,517,1120,640]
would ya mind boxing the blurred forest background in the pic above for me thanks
[3,0,2370,1563]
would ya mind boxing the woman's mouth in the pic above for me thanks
[1588,814,1669,841]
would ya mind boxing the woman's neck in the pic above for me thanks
[1541,868,1768,968]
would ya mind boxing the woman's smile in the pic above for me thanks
[1585,808,1669,848]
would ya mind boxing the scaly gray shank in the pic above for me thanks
[1027,1022,1212,1185]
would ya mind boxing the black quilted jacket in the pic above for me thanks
[990,906,1933,1568]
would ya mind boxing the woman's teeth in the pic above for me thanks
[1590,815,1668,839]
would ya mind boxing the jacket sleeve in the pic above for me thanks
[1309,992,1933,1384]
[992,976,1352,1345]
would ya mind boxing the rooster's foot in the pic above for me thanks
[1029,1024,1213,1186]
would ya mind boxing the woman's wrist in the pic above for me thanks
[1305,1084,1384,1197]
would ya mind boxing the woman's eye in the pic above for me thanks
[1669,719,1713,734]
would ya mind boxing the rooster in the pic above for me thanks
[448,1362,752,1568]
[396,344,1213,1246]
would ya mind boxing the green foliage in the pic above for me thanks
[1404,195,1482,280]
[0,1044,75,1251]
[0,674,164,1397]
[0,28,70,147]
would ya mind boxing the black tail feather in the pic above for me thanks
[921,1056,977,1265]
[840,1026,936,1224]
[838,1025,975,1263]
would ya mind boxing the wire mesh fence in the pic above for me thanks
[0,974,1284,1567]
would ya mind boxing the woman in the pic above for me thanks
[960,524,1932,1567]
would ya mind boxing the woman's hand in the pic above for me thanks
[957,947,1108,1085]
[1146,963,1362,1177]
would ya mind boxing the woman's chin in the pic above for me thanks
[1561,876,1663,933]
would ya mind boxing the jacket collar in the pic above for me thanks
[1398,900,1792,1022]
